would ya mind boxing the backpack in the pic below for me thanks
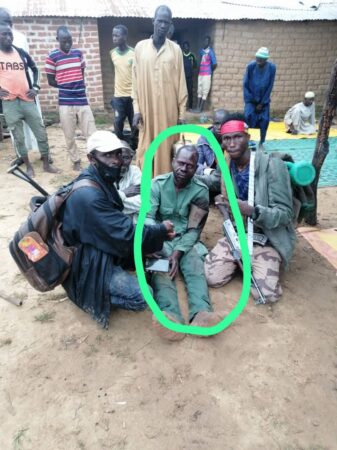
[9,179,100,292]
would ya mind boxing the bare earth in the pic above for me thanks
[0,126,337,450]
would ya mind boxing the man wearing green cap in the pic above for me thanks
[243,47,276,148]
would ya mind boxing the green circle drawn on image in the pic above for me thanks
[134,124,251,336]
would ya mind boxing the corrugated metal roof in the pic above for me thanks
[3,0,337,20]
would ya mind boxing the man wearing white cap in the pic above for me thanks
[61,130,175,328]
[284,92,316,135]
[243,47,276,148]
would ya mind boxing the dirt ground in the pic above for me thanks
[0,125,337,450]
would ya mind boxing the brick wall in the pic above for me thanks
[13,17,337,117]
[13,17,105,114]
[211,20,337,116]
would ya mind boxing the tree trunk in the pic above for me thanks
[305,58,337,225]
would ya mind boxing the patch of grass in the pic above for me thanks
[13,428,28,450]
[34,311,56,323]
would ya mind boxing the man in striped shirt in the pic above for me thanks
[45,26,96,171]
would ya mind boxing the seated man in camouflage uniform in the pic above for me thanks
[204,114,296,303]
[146,145,223,341]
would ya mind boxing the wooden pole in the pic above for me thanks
[306,58,337,225]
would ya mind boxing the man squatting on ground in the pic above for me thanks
[146,145,224,341]
[61,131,175,329]
[110,24,135,145]
[194,108,229,195]
[284,91,316,135]
[115,143,141,223]
[205,114,296,303]
[0,22,57,177]
[45,26,96,171]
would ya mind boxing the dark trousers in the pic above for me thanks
[186,77,193,109]
[111,96,134,140]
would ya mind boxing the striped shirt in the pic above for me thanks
[45,48,88,106]
[199,47,217,76]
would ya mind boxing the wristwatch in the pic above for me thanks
[32,84,40,91]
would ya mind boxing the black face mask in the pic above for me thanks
[94,157,121,184]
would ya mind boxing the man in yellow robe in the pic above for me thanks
[132,5,188,177]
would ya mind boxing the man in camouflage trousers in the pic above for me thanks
[204,114,296,303]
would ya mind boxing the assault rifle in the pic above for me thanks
[219,204,266,305]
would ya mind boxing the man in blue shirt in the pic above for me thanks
[243,47,276,148]
[196,36,217,113]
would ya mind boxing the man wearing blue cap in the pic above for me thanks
[243,47,276,148]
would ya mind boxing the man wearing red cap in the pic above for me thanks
[204,114,296,303]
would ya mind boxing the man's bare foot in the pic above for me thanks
[26,165,35,178]
[190,311,225,328]
[152,312,185,341]
[43,164,60,174]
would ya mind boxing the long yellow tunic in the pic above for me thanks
[132,38,188,177]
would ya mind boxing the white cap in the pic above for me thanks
[87,130,129,153]
[304,91,315,99]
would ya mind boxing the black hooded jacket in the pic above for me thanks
[61,165,168,328]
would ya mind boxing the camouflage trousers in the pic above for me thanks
[204,237,283,302]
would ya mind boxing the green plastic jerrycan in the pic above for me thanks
[285,161,316,186]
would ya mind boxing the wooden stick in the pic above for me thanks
[306,58,337,225]
[0,290,23,307]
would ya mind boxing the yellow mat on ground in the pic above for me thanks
[181,122,337,143]
[298,227,337,270]
[250,122,337,141]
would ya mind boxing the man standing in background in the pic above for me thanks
[132,5,187,178]
[182,41,197,111]
[243,47,276,148]
[46,26,96,171]
[0,23,57,176]
[110,25,135,146]
[0,7,43,156]
[196,35,217,113]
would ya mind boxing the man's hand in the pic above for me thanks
[255,104,263,113]
[177,118,186,125]
[26,89,38,99]
[132,113,143,129]
[215,195,254,217]
[162,220,176,240]
[237,199,254,217]
[0,87,10,99]
[214,194,229,217]
[169,250,183,280]
[122,184,140,197]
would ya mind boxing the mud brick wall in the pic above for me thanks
[13,17,105,114]
[210,20,337,116]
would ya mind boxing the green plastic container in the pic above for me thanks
[285,161,316,186]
